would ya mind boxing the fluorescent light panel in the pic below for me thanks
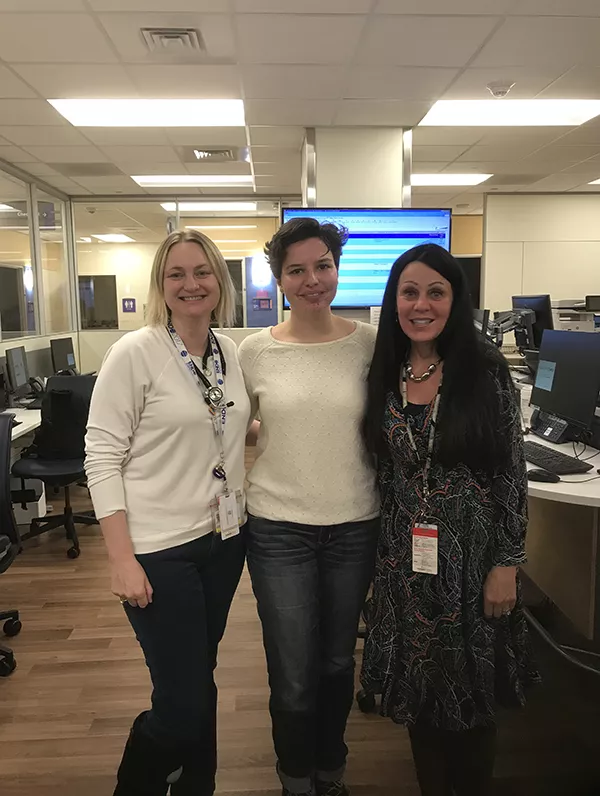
[412,173,492,186]
[132,175,253,188]
[185,225,258,230]
[92,234,135,243]
[419,99,600,126]
[588,178,600,184]
[161,202,258,213]
[0,204,17,211]
[48,99,245,127]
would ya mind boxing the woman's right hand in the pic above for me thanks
[110,556,153,608]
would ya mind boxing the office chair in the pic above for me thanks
[0,413,23,676]
[12,375,99,559]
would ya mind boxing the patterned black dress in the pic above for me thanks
[360,368,540,731]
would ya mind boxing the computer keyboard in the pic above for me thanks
[523,440,593,475]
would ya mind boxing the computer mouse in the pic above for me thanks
[527,469,561,484]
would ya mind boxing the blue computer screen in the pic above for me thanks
[281,207,452,308]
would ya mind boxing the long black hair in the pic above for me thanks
[363,243,512,476]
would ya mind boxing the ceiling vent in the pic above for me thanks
[141,27,208,59]
[52,163,124,178]
[179,146,250,164]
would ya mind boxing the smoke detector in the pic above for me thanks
[486,81,516,99]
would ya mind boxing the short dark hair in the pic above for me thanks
[363,243,513,476]
[264,217,348,280]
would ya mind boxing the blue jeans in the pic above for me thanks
[247,514,378,793]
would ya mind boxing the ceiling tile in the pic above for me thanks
[248,126,304,148]
[0,126,93,146]
[245,100,336,126]
[474,129,567,147]
[411,162,446,173]
[127,65,241,99]
[100,145,182,164]
[0,144,38,163]
[538,66,600,100]
[43,175,92,193]
[442,66,568,100]
[81,128,172,146]
[0,14,118,63]
[115,162,189,175]
[185,162,251,175]
[236,14,366,64]
[0,64,36,98]
[23,145,109,163]
[12,64,137,98]
[457,143,545,162]
[164,128,247,146]
[333,100,431,127]
[413,145,471,161]
[243,66,346,100]
[525,174,589,191]
[359,16,499,67]
[521,144,600,162]
[412,127,486,146]
[560,162,600,176]
[473,17,600,68]
[90,0,226,9]
[18,163,61,177]
[0,100,66,125]
[70,176,144,192]
[0,1,85,8]
[98,13,235,63]
[251,146,299,162]
[234,0,370,10]
[513,0,600,15]
[375,0,514,11]
[346,66,457,101]
[555,126,600,146]
[446,160,549,174]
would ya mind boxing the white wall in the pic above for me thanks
[483,194,600,314]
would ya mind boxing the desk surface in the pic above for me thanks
[4,408,42,442]
[525,433,600,508]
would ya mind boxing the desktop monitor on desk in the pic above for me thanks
[5,346,30,399]
[512,294,554,349]
[530,329,600,442]
[50,337,77,374]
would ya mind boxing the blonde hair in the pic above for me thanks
[146,229,237,328]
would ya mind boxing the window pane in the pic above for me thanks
[38,191,72,333]
[0,171,36,340]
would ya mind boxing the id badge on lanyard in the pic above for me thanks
[401,366,441,575]
[167,322,240,538]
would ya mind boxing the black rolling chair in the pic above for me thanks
[12,375,99,559]
[0,413,23,676]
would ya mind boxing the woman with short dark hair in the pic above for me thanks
[361,243,539,796]
[239,217,379,796]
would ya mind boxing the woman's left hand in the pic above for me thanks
[483,565,517,619]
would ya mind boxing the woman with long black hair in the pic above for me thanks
[361,243,539,796]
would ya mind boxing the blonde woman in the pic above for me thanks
[85,230,250,796]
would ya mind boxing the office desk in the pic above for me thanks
[523,434,600,641]
[8,408,42,442]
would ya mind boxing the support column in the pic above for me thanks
[301,127,412,208]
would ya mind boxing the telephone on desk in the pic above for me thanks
[17,377,45,410]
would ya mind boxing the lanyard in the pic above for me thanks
[166,321,231,491]
[400,366,442,505]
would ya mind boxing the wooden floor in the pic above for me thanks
[1,485,599,795]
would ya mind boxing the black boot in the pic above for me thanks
[113,712,184,796]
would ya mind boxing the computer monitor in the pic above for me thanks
[50,337,77,374]
[511,294,554,349]
[5,346,30,398]
[473,309,490,338]
[530,330,600,431]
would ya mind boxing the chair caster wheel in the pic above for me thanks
[0,656,16,677]
[356,689,376,714]
[3,619,22,637]
[67,547,80,559]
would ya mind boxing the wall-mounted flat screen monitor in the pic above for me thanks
[280,207,452,309]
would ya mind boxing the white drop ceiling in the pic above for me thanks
[0,1,598,214]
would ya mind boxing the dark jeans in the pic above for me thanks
[247,514,378,793]
[123,529,245,795]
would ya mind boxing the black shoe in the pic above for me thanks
[315,782,350,796]
[282,789,316,796]
[113,712,183,796]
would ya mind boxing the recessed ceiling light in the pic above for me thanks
[132,175,254,188]
[92,234,135,243]
[161,202,258,213]
[0,204,17,212]
[412,174,493,186]
[185,225,258,230]
[47,99,245,127]
[77,236,92,243]
[588,178,600,185]
[419,99,600,126]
